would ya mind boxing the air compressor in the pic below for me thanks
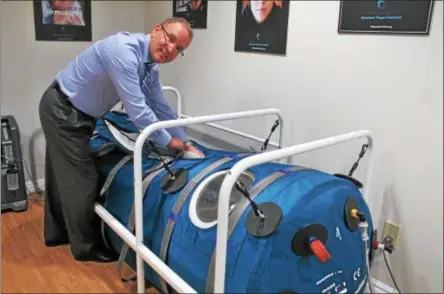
[1,115,28,212]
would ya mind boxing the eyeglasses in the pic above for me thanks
[161,24,184,56]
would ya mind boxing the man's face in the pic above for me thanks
[250,0,274,24]
[149,22,191,63]
[51,0,74,10]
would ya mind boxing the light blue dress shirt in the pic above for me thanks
[56,31,187,147]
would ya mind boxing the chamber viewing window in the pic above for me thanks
[189,170,254,229]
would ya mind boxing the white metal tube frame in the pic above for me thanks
[180,113,284,150]
[133,108,285,293]
[162,86,183,118]
[214,129,374,293]
[163,85,284,150]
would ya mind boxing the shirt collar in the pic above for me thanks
[144,34,154,65]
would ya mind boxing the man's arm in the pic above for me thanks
[150,74,189,142]
[100,42,172,147]
[149,70,205,159]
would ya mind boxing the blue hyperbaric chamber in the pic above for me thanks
[89,111,374,294]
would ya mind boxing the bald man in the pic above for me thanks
[38,17,202,262]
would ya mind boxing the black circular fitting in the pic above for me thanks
[246,202,283,238]
[291,223,328,256]
[344,196,360,232]
[160,168,189,193]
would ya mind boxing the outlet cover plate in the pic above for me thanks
[382,220,401,248]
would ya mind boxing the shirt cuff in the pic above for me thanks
[151,128,172,147]
[174,128,189,142]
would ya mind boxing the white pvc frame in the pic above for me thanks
[162,86,284,150]
[95,86,374,294]
[115,86,284,151]
[96,86,285,293]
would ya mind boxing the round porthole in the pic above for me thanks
[188,170,254,229]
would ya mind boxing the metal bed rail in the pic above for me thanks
[163,86,284,149]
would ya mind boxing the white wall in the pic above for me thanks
[145,1,443,293]
[0,1,146,183]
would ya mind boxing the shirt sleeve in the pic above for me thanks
[100,43,172,147]
[150,71,189,142]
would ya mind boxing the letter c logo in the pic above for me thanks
[353,268,361,281]
[377,0,385,9]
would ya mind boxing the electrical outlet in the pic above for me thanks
[381,220,401,250]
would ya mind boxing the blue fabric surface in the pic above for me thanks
[89,111,374,293]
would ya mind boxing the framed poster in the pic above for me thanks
[33,0,92,41]
[234,0,290,55]
[338,0,434,35]
[173,0,208,29]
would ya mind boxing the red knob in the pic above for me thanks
[373,240,380,249]
[310,239,331,263]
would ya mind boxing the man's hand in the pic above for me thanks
[184,142,205,158]
[167,137,185,151]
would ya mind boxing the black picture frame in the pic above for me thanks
[338,0,434,35]
[234,0,290,55]
[33,0,92,41]
[172,0,208,29]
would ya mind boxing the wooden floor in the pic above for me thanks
[1,194,157,293]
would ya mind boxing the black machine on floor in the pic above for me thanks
[1,115,27,212]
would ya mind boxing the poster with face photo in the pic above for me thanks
[33,0,92,41]
[173,0,208,29]
[234,0,290,55]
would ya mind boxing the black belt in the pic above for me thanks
[51,80,69,99]
[50,80,95,121]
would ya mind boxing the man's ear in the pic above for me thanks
[150,25,161,37]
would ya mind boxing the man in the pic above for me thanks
[38,17,202,263]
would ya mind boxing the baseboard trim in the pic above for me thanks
[25,178,45,194]
[367,277,398,293]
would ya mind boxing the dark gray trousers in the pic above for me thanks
[38,80,100,258]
